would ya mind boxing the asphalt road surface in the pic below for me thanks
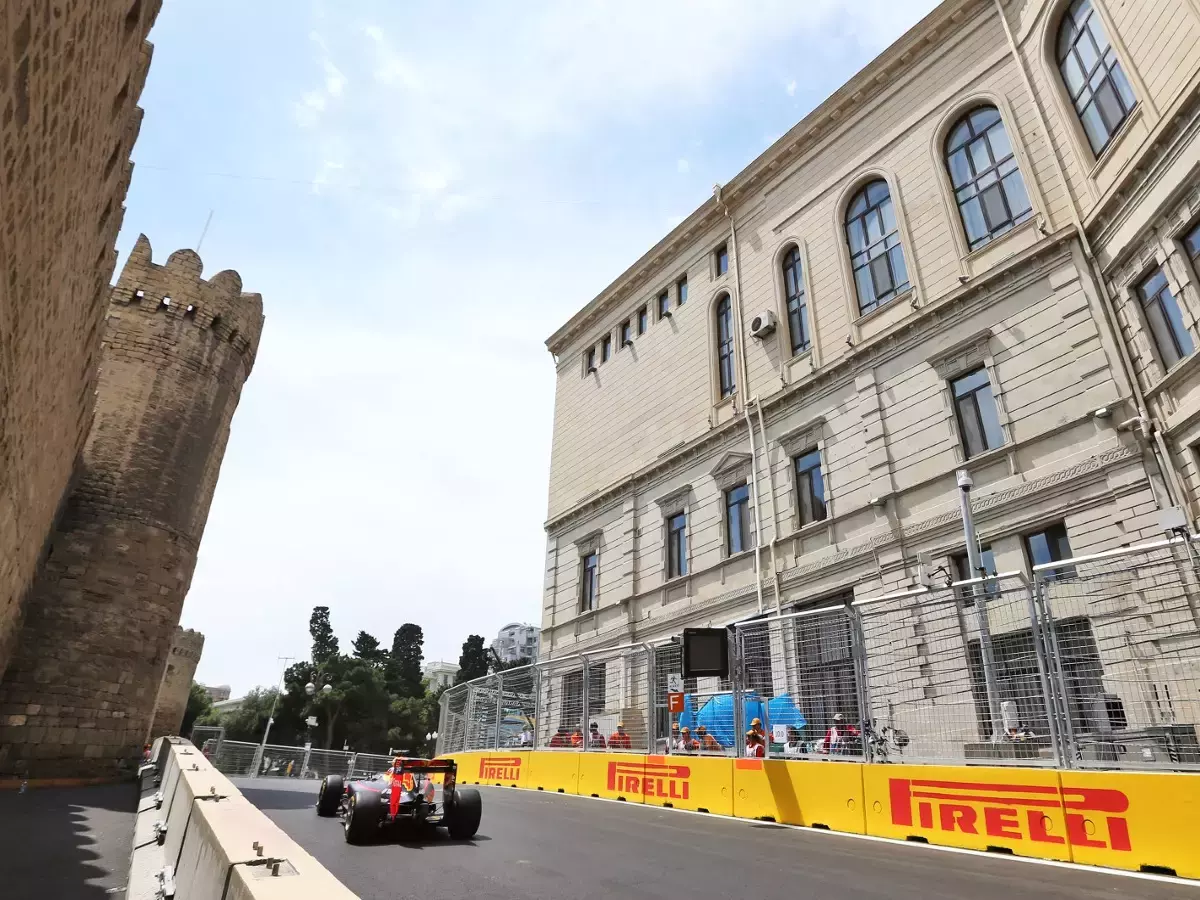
[235,778,1198,900]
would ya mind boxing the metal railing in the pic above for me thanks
[191,733,413,781]
[437,534,1200,771]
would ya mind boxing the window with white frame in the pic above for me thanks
[945,106,1032,250]
[1056,0,1136,156]
[715,293,736,398]
[793,449,827,527]
[725,483,753,555]
[1137,267,1193,369]
[666,511,687,579]
[781,245,810,355]
[846,180,910,315]
[579,551,599,611]
[951,367,1004,458]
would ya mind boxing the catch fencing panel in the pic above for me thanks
[1036,537,1200,771]
[651,640,734,754]
[855,574,1059,767]
[495,665,538,749]
[464,674,502,751]
[441,683,469,755]
[737,605,863,759]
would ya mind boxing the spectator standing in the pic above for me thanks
[610,722,632,750]
[588,722,607,749]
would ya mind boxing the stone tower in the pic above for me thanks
[0,237,263,777]
[0,1,161,682]
[149,627,205,740]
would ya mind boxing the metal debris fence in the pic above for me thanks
[437,535,1200,772]
[190,735,408,782]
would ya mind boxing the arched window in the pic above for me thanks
[846,180,910,315]
[781,246,810,355]
[715,293,736,398]
[1057,0,1136,155]
[946,106,1033,250]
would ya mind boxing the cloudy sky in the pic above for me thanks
[117,0,939,695]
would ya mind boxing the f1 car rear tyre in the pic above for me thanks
[344,790,382,844]
[316,775,343,817]
[446,788,482,840]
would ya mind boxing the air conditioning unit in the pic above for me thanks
[749,310,777,338]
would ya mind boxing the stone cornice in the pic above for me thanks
[546,229,1077,536]
[544,0,982,357]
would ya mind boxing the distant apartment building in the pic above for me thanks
[423,661,460,691]
[491,623,540,665]
[540,0,1200,734]
[202,684,232,703]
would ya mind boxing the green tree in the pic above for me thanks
[309,606,339,665]
[387,623,424,698]
[456,634,489,684]
[352,630,386,666]
[211,688,279,742]
[180,682,213,738]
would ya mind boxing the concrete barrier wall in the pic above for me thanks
[144,739,357,899]
[446,749,1200,880]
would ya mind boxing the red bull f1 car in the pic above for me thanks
[316,756,481,844]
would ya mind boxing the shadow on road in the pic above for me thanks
[0,781,138,900]
[238,786,320,812]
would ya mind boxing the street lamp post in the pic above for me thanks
[251,656,294,777]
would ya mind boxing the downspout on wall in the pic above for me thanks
[991,0,1190,519]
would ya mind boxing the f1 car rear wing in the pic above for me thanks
[392,757,456,773]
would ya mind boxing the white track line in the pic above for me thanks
[470,783,1197,889]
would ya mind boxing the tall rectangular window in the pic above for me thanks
[677,276,688,305]
[1138,267,1193,369]
[580,551,598,611]
[716,294,736,398]
[725,483,753,555]
[584,347,596,374]
[658,291,670,319]
[601,334,612,363]
[952,367,1004,458]
[620,320,632,347]
[793,449,827,527]
[715,244,729,276]
[952,545,997,608]
[637,305,648,335]
[666,511,687,579]
[1025,522,1073,579]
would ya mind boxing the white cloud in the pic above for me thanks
[676,158,690,174]
[785,78,798,96]
[290,0,939,225]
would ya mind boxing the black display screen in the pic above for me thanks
[682,628,728,679]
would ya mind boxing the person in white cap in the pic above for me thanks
[824,713,859,755]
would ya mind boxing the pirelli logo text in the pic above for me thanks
[478,756,523,782]
[889,779,1131,851]
[608,761,691,800]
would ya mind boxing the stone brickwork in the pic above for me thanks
[0,237,263,777]
[149,627,204,740]
[0,1,161,683]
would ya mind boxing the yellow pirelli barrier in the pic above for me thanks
[526,750,580,794]
[637,754,733,816]
[578,753,644,802]
[734,759,866,834]
[1059,770,1200,879]
[862,764,1073,862]
[442,752,483,784]
[471,751,531,788]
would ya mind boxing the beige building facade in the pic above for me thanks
[541,0,1200,741]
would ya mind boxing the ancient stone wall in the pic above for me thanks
[149,627,204,740]
[0,1,161,682]
[0,238,263,777]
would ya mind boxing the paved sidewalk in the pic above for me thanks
[0,781,138,900]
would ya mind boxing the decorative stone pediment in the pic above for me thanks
[710,451,753,489]
[926,327,993,379]
[654,482,693,510]
[777,415,827,457]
